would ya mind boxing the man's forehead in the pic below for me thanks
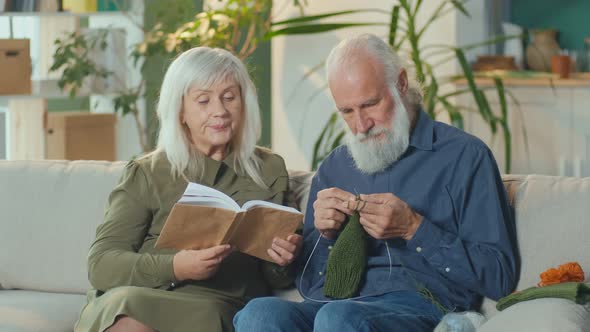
[330,74,385,109]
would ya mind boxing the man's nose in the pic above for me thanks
[354,111,374,134]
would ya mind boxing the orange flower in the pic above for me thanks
[538,262,585,287]
[558,262,585,282]
[538,268,563,287]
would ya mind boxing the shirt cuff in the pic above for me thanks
[406,217,446,263]
[157,254,178,288]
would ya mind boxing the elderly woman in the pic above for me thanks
[75,47,302,332]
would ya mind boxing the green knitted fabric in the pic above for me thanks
[323,211,368,299]
[496,282,590,311]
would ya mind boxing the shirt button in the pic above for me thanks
[319,271,324,276]
[445,267,451,273]
[416,246,422,253]
[328,246,333,250]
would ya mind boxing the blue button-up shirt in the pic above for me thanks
[296,110,517,311]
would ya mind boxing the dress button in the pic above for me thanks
[416,246,422,253]
[328,246,333,250]
[445,267,450,273]
[319,271,324,276]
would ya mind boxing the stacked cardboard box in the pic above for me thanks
[0,39,31,95]
[45,112,116,161]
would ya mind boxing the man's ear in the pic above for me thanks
[397,69,408,95]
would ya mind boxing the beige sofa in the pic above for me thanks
[0,160,589,331]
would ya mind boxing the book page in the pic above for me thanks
[241,200,301,214]
[178,195,237,210]
[181,182,240,211]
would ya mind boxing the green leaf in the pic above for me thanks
[331,130,346,150]
[498,119,512,174]
[271,9,378,26]
[388,5,400,46]
[424,64,438,119]
[312,112,340,170]
[266,23,385,38]
[413,0,423,15]
[450,0,470,17]
[438,97,464,129]
[493,77,511,173]
[460,34,522,52]
[493,77,508,121]
[454,48,496,132]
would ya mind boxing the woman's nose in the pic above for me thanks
[211,99,230,117]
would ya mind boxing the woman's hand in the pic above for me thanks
[267,234,303,266]
[173,245,233,281]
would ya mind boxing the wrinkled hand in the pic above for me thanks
[173,245,233,281]
[355,193,423,240]
[267,234,303,266]
[313,188,355,239]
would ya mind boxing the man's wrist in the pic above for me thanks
[403,211,423,241]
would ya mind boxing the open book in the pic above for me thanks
[155,182,303,262]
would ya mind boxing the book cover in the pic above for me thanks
[155,182,303,262]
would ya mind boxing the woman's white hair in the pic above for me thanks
[152,46,265,187]
[325,33,422,107]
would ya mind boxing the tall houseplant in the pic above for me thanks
[268,0,517,172]
[51,0,276,153]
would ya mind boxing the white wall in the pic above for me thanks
[0,110,5,159]
[89,2,145,160]
[271,0,481,170]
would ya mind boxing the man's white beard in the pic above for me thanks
[345,94,411,174]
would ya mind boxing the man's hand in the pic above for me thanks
[313,188,356,239]
[173,245,233,281]
[267,234,303,266]
[356,193,423,240]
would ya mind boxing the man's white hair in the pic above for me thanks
[151,46,265,187]
[325,33,422,107]
[327,33,422,174]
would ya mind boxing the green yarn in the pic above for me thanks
[323,211,368,299]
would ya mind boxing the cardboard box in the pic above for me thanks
[0,39,32,95]
[45,112,116,161]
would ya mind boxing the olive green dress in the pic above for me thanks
[75,148,294,332]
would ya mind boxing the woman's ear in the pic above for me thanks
[397,69,408,95]
[179,109,186,125]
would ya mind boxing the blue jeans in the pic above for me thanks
[234,291,444,332]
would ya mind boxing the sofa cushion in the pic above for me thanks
[509,175,590,287]
[0,160,126,294]
[287,170,314,214]
[480,174,590,318]
[0,290,86,332]
[478,298,590,332]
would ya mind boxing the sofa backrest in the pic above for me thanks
[1,160,589,316]
[0,160,126,294]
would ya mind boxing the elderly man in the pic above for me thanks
[234,33,517,332]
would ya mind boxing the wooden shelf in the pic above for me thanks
[0,11,125,17]
[455,73,590,87]
[0,80,92,100]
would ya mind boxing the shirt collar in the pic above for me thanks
[201,157,222,187]
[200,149,237,186]
[409,108,434,151]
